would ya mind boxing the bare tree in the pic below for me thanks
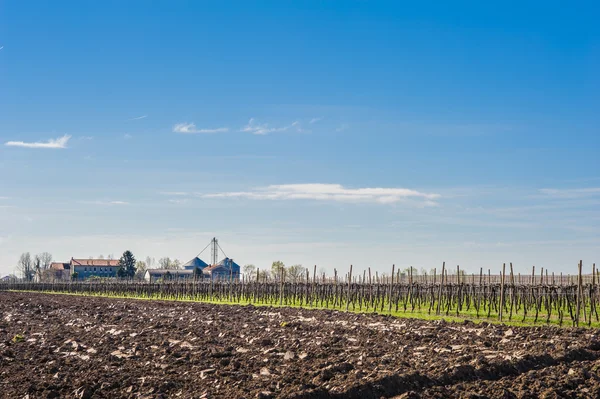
[135,261,147,280]
[158,257,171,269]
[243,264,256,277]
[271,261,285,281]
[286,264,305,283]
[158,257,181,269]
[38,252,53,269]
[145,256,156,268]
[17,252,35,282]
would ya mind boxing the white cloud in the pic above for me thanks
[309,117,323,124]
[335,124,349,132]
[159,191,189,196]
[0,46,3,51]
[82,200,130,206]
[4,135,71,149]
[124,134,133,139]
[202,183,440,205]
[241,118,300,135]
[168,198,189,205]
[539,188,600,199]
[128,115,147,121]
[173,122,228,134]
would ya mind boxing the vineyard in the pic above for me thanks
[3,261,598,327]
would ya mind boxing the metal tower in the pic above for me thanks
[211,237,219,265]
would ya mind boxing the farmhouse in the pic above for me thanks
[71,258,121,279]
[50,258,121,280]
[49,262,71,281]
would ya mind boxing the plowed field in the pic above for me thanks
[1,292,599,398]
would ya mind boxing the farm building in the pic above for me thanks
[203,258,241,280]
[144,269,197,282]
[144,238,241,282]
[144,256,208,282]
[49,262,71,281]
[71,258,121,279]
[182,256,209,270]
[50,258,121,280]
[144,257,240,282]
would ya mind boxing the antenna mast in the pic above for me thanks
[211,237,219,265]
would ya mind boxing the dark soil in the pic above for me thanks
[1,292,600,398]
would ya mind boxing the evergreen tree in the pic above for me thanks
[118,250,137,279]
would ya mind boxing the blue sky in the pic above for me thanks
[1,1,599,276]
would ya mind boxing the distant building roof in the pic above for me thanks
[146,269,194,275]
[71,259,120,267]
[203,258,241,274]
[203,264,228,272]
[50,262,70,271]
[182,257,208,269]
[217,257,240,269]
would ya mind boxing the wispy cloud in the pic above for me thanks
[539,187,600,199]
[124,134,133,140]
[168,198,189,205]
[128,115,147,121]
[309,117,323,124]
[241,118,300,135]
[335,124,349,132]
[173,122,228,134]
[202,183,440,205]
[0,46,4,51]
[4,135,71,149]
[159,191,189,196]
[82,200,130,206]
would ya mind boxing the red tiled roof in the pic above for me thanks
[71,259,120,267]
[50,262,70,271]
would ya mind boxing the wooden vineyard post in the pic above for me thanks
[592,263,598,324]
[456,265,460,317]
[334,269,338,308]
[499,263,506,322]
[476,267,483,317]
[576,260,583,327]
[346,265,353,312]
[257,268,261,304]
[229,263,234,302]
[509,263,514,320]
[279,267,285,307]
[312,265,317,308]
[388,264,395,314]
[436,262,445,315]
[368,267,373,311]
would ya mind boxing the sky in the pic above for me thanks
[1,1,599,277]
